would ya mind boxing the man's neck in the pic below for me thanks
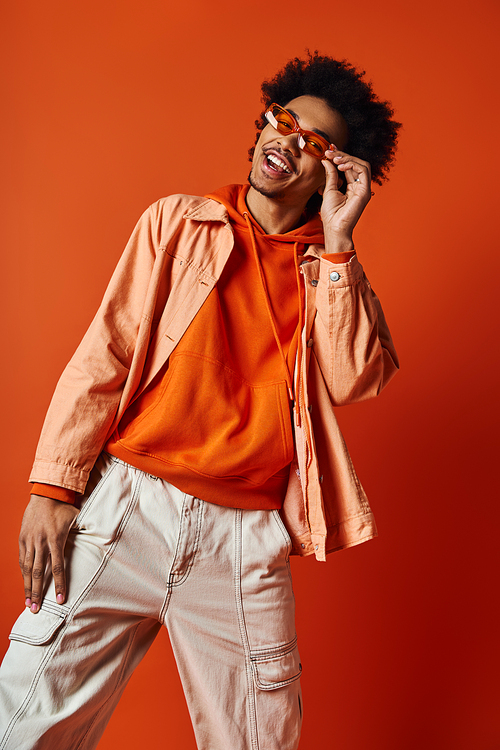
[245,187,308,235]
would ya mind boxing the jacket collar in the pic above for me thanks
[183,198,230,224]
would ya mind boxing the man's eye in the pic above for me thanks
[276,119,294,132]
[306,139,323,154]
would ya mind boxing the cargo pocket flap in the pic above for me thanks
[251,646,302,691]
[9,601,69,646]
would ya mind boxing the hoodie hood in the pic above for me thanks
[205,184,325,246]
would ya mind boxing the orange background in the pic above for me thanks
[1,1,499,748]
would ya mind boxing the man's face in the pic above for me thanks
[248,95,348,207]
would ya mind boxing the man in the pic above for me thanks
[0,53,400,749]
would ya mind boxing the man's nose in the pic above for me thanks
[277,132,301,155]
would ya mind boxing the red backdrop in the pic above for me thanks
[1,1,499,748]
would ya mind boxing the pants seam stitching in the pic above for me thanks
[233,509,259,750]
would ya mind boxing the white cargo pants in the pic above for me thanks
[0,453,302,750]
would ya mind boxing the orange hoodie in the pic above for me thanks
[104,185,326,509]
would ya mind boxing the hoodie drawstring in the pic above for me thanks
[243,212,303,420]
[293,246,303,427]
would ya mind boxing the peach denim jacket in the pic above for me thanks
[29,195,399,561]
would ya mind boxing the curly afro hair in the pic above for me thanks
[249,52,401,186]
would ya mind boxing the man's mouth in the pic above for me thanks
[264,152,293,174]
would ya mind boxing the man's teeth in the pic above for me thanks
[267,154,291,173]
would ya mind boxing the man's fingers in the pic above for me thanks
[50,549,67,605]
[332,150,371,170]
[333,152,371,185]
[335,159,363,180]
[321,158,341,191]
[22,543,67,613]
[23,548,48,613]
[20,546,33,606]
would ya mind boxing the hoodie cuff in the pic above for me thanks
[321,251,356,264]
[31,483,77,505]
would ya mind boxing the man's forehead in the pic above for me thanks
[282,95,348,146]
[285,107,331,143]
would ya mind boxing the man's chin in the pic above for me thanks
[247,170,286,201]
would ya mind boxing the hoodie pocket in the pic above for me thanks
[118,352,294,484]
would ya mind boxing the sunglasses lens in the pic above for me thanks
[266,106,294,135]
[302,137,327,157]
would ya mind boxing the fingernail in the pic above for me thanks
[25,598,31,607]
[330,143,337,150]
[56,594,64,604]
[30,603,37,613]
[333,155,342,162]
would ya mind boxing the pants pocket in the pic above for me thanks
[70,453,142,550]
[250,638,302,691]
[272,509,292,558]
[9,601,69,646]
[73,452,119,530]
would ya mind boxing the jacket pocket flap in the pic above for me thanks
[9,602,69,646]
[251,646,302,691]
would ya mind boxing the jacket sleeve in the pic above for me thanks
[29,203,164,494]
[310,253,399,406]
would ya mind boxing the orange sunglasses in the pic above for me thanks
[264,103,331,159]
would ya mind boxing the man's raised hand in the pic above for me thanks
[320,147,372,252]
